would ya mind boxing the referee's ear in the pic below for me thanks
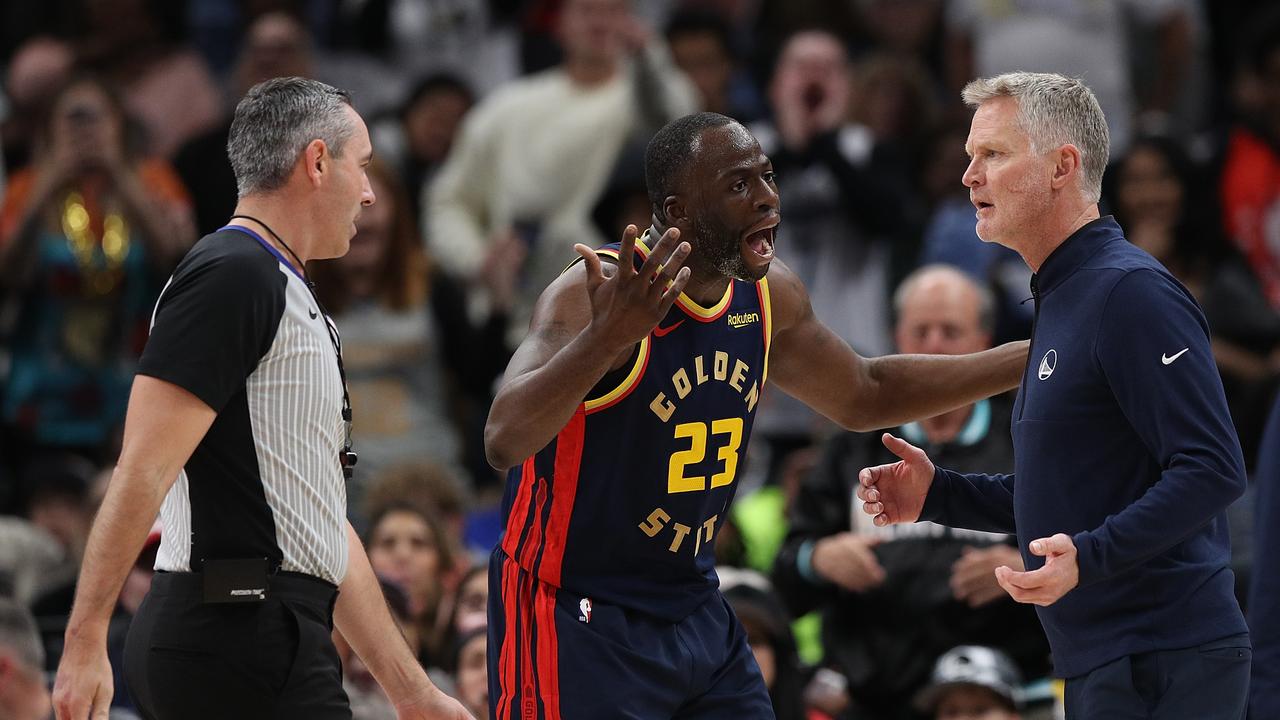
[303,138,329,187]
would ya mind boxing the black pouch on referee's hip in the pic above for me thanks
[201,558,271,604]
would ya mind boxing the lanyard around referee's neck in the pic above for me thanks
[222,216,359,481]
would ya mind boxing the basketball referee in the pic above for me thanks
[51,78,471,720]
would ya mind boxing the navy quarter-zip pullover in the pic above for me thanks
[919,216,1249,678]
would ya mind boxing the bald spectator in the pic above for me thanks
[773,266,1047,720]
[0,598,50,720]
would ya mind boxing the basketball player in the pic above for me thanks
[482,112,1027,719]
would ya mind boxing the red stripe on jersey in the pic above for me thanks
[501,457,536,560]
[518,569,537,719]
[495,555,520,719]
[520,478,549,574]
[535,582,562,720]
[516,480,549,718]
[538,408,586,586]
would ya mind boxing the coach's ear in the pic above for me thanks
[1050,142,1082,192]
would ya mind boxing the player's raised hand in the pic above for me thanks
[856,433,935,526]
[574,224,691,351]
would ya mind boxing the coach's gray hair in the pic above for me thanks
[962,72,1109,203]
[893,264,996,335]
[0,597,44,671]
[227,77,355,197]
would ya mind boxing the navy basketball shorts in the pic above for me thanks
[487,548,775,719]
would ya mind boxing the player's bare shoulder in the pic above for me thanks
[521,250,623,353]
[762,256,813,334]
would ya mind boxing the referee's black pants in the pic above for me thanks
[123,571,352,720]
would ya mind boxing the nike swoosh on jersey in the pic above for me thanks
[653,320,685,337]
[1161,348,1189,365]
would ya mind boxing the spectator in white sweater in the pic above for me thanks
[426,0,698,348]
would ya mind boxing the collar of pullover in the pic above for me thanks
[1032,215,1122,296]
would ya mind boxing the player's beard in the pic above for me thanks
[691,212,753,282]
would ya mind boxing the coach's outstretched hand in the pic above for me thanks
[994,533,1079,607]
[52,638,113,720]
[856,433,935,526]
[575,224,691,352]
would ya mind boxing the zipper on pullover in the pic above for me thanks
[1017,274,1040,421]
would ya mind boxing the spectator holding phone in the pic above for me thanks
[0,75,193,471]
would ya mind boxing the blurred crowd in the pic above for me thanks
[2,1,1280,719]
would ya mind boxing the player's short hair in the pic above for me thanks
[227,76,355,197]
[893,264,996,335]
[645,112,737,221]
[0,597,44,671]
[962,72,1109,203]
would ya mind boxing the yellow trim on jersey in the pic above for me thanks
[635,233,655,258]
[759,275,772,385]
[676,283,733,319]
[584,335,651,412]
[623,233,736,319]
[561,247,621,275]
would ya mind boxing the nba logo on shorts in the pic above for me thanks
[579,598,592,623]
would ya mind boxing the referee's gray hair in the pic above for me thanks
[962,72,1109,203]
[893,264,995,335]
[228,77,355,197]
[0,597,44,671]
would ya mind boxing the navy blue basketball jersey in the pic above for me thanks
[498,234,772,622]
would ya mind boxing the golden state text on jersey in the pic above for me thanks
[497,235,772,622]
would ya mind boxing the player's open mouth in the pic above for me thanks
[742,222,777,261]
[974,200,994,215]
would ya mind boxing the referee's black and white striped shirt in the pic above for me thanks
[137,226,349,584]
